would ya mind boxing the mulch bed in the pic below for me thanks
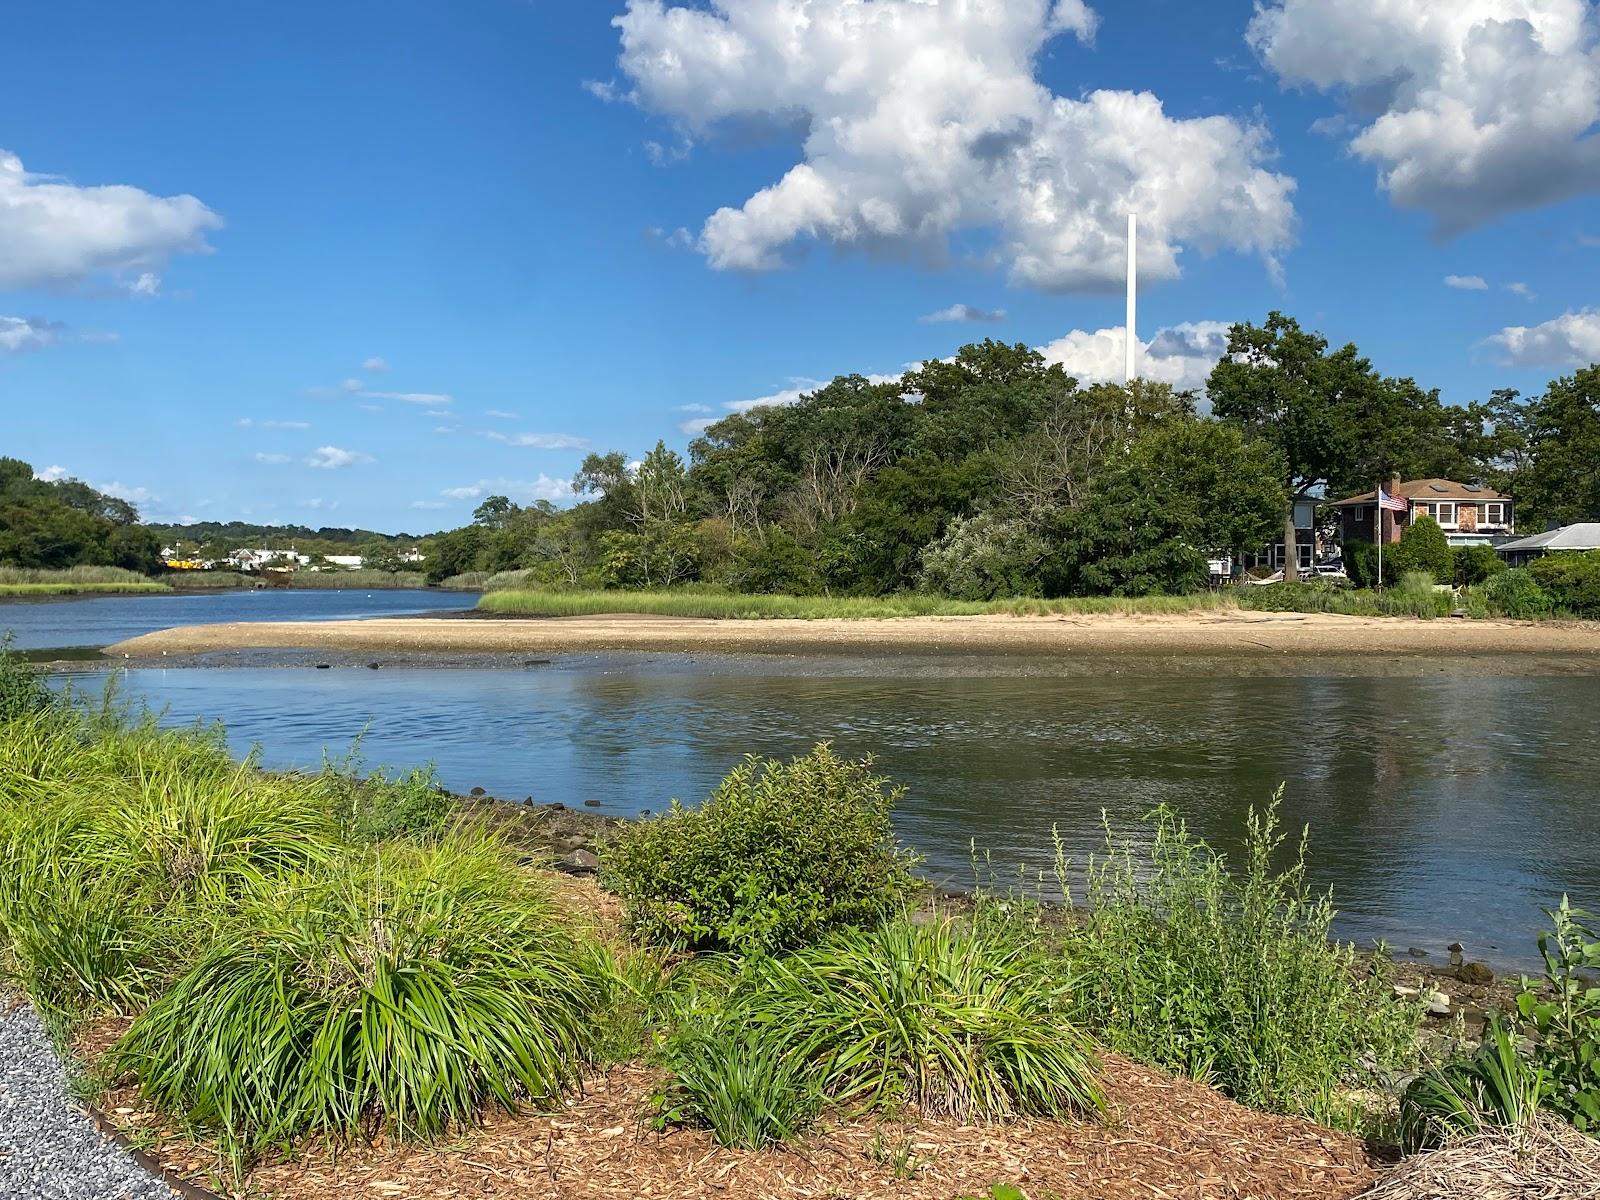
[90,1052,1377,1200]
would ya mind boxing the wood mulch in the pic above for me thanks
[91,1052,1377,1200]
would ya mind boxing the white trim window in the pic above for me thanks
[1416,501,1458,528]
[1482,501,1508,527]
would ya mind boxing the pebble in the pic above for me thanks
[0,1005,174,1200]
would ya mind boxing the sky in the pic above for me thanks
[2,0,1598,532]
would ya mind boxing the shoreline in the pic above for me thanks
[104,609,1600,665]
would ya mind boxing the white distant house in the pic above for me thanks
[322,555,365,569]
[228,548,310,572]
[1495,523,1600,569]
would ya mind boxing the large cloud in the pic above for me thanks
[0,151,221,292]
[1040,320,1231,391]
[603,0,1295,291]
[1249,0,1600,233]
[1484,308,1600,367]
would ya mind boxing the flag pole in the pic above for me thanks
[1375,482,1384,592]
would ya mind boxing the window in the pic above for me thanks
[1483,502,1507,526]
[1418,501,1457,527]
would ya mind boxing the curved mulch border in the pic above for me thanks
[80,1104,224,1200]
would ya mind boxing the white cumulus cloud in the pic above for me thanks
[305,446,373,470]
[1484,308,1600,367]
[1249,0,1600,233]
[1445,274,1489,290]
[440,476,575,504]
[0,150,221,291]
[363,390,452,406]
[1039,320,1232,392]
[607,0,1296,291]
[361,357,390,371]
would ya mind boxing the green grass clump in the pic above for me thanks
[0,708,341,1014]
[1056,796,1421,1127]
[1238,577,1452,618]
[322,754,455,844]
[0,638,50,721]
[1399,1018,1549,1152]
[655,920,1104,1146]
[603,744,920,954]
[111,833,611,1156]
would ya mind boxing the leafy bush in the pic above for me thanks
[1483,568,1553,619]
[602,745,919,954]
[1238,580,1450,618]
[1059,797,1421,1126]
[1344,540,1384,588]
[326,762,454,843]
[1399,1017,1549,1152]
[730,527,820,595]
[1389,515,1452,582]
[742,920,1104,1123]
[0,638,50,722]
[918,511,1048,601]
[1452,544,1507,587]
[112,834,610,1157]
[1529,551,1600,618]
[1516,897,1600,1132]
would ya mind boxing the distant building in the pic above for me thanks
[1494,523,1600,568]
[322,555,365,569]
[1330,478,1515,549]
[228,548,310,572]
[1248,497,1325,572]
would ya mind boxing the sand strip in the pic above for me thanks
[104,610,1600,661]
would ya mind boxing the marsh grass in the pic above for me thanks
[0,566,171,595]
[479,588,1238,620]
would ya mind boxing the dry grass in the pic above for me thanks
[1361,1116,1600,1200]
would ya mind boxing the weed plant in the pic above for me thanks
[1516,897,1600,1131]
[1399,1018,1550,1152]
[1056,797,1421,1126]
[603,744,919,954]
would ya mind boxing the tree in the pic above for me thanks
[1045,420,1287,596]
[472,495,515,529]
[1518,366,1600,528]
[1209,313,1450,582]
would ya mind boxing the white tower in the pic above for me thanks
[1125,212,1138,384]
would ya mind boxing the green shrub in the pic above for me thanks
[326,762,454,843]
[918,512,1048,601]
[1452,544,1507,587]
[1529,551,1600,618]
[602,744,919,954]
[1516,897,1600,1132]
[1399,1017,1549,1152]
[655,1007,824,1148]
[1389,515,1452,582]
[0,638,50,722]
[1059,797,1421,1126]
[693,920,1104,1129]
[1344,540,1384,588]
[111,834,610,1158]
[1483,568,1553,619]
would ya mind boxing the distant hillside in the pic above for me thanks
[150,521,435,561]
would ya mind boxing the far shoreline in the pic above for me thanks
[103,608,1600,667]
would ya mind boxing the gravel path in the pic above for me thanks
[0,1005,173,1200]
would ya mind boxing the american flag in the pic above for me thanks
[1377,487,1408,512]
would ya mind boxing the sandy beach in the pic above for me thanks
[104,609,1600,662]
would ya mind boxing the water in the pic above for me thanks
[0,588,477,650]
[50,657,1600,968]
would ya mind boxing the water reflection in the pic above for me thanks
[54,660,1599,968]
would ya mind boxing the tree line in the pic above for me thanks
[0,457,161,571]
[427,313,1599,597]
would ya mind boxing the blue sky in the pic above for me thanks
[2,0,1597,532]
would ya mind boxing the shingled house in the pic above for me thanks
[1330,478,1515,549]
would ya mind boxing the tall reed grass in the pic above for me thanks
[478,588,1239,620]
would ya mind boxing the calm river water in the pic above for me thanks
[5,591,1597,968]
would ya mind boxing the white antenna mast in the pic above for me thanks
[1125,212,1138,384]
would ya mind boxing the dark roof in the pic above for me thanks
[1330,479,1507,508]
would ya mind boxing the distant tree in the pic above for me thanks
[472,495,515,529]
[1046,421,1287,596]
[1518,366,1600,527]
[1209,313,1451,582]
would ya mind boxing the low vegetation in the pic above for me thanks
[602,745,920,953]
[1052,799,1422,1127]
[1,643,1592,1195]
[0,565,173,595]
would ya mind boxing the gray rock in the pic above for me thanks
[565,849,600,873]
[0,1004,174,1199]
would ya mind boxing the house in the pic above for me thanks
[1247,497,1325,572]
[1494,523,1600,569]
[1330,478,1515,550]
[322,555,365,569]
